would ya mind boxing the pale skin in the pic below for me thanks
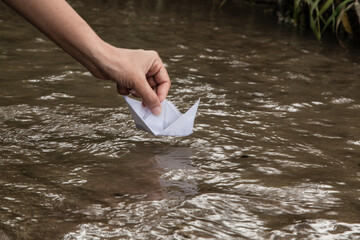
[2,0,171,115]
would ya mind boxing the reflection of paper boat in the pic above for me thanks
[123,96,200,136]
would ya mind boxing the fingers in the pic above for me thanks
[145,53,170,102]
[114,49,170,116]
[133,76,162,116]
[147,77,157,89]
[132,51,169,115]
[153,65,170,102]
[117,83,130,95]
[117,84,142,98]
[117,76,159,114]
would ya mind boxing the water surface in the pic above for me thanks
[1,0,360,239]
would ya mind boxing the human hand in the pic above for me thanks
[92,45,171,116]
[2,0,170,116]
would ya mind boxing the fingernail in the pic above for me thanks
[151,106,162,116]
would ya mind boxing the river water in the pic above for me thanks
[1,0,360,239]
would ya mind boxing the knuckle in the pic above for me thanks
[153,59,163,70]
[133,49,145,58]
[148,50,160,59]
[147,94,158,105]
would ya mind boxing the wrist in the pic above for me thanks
[79,38,112,79]
[89,42,128,81]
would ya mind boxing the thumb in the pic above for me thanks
[133,76,162,116]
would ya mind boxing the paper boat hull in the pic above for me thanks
[123,96,200,137]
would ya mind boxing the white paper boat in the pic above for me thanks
[123,96,200,136]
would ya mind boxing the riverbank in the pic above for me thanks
[221,0,360,46]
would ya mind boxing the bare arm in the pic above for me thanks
[2,0,170,115]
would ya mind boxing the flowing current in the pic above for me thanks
[0,1,360,239]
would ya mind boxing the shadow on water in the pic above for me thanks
[0,146,195,239]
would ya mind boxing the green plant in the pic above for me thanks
[294,0,359,40]
[220,0,360,42]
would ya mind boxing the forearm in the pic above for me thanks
[3,0,171,114]
[3,0,107,77]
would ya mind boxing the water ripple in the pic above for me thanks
[1,0,360,239]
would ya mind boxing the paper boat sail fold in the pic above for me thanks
[123,96,200,136]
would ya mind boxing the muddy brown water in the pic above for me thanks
[1,0,360,239]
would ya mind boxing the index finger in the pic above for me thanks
[132,75,161,115]
[153,65,171,102]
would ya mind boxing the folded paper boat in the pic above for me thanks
[123,96,200,136]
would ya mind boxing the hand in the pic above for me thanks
[3,0,171,116]
[92,45,171,116]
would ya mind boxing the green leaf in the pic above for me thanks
[355,0,360,26]
[321,0,354,34]
[336,3,354,36]
[319,0,333,15]
[309,10,321,39]
[293,0,301,26]
[307,0,321,39]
